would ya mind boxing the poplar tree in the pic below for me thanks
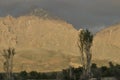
[78,29,93,80]
[2,48,16,80]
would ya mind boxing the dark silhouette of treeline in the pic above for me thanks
[91,62,120,80]
[0,62,119,80]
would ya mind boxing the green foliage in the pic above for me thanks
[78,29,93,80]
[18,71,58,79]
[91,62,120,79]
[79,29,93,46]
[109,61,114,68]
[19,71,27,80]
[62,66,83,80]
[91,63,97,69]
[100,66,109,77]
[1,62,118,80]
[28,71,39,79]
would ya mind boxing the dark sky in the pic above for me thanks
[0,0,120,32]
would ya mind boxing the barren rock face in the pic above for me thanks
[0,16,79,52]
[0,15,80,72]
[0,15,120,72]
[92,24,120,65]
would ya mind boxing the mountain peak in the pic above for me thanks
[27,8,59,20]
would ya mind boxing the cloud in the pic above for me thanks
[0,0,120,32]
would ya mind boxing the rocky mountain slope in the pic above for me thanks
[0,15,80,72]
[0,15,120,72]
[92,24,120,66]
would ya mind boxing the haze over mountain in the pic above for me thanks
[1,0,120,32]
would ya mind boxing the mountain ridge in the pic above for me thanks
[0,15,120,72]
[92,23,120,65]
[0,15,80,72]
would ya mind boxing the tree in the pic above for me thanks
[28,71,39,79]
[19,71,28,80]
[114,64,120,80]
[78,29,93,80]
[91,63,97,69]
[1,48,16,80]
[91,63,101,80]
[100,66,109,77]
[109,61,114,68]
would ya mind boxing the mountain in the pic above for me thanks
[28,8,59,20]
[92,24,120,66]
[0,14,120,72]
[0,15,80,72]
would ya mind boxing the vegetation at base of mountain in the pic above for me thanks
[91,62,120,80]
[0,62,119,80]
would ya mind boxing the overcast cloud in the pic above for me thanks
[0,0,120,32]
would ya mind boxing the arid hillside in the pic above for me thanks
[0,15,120,72]
[92,24,120,66]
[0,15,80,72]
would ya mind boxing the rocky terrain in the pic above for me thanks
[0,15,80,72]
[92,23,120,66]
[0,15,120,72]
